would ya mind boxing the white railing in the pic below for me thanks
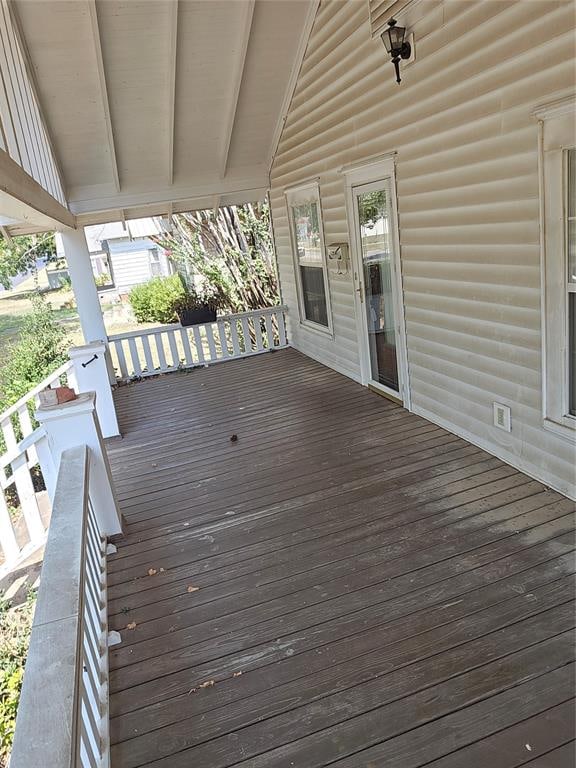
[0,360,76,453]
[108,305,288,381]
[10,445,113,768]
[0,361,76,577]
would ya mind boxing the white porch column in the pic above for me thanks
[35,392,122,536]
[57,229,107,344]
[69,342,120,438]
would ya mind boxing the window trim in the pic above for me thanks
[285,181,333,336]
[536,96,576,442]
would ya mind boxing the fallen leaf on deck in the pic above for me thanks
[126,622,137,630]
[187,585,200,593]
[198,680,215,689]
[233,671,243,678]
[147,568,157,576]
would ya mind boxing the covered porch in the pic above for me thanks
[105,348,575,767]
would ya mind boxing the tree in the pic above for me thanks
[153,202,279,313]
[0,293,68,414]
[0,233,56,290]
[358,190,386,229]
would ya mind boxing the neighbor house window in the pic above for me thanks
[286,183,332,331]
[149,248,162,277]
[537,97,576,436]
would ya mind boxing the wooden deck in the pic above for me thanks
[106,348,576,768]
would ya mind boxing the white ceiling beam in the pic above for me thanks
[68,173,268,215]
[0,225,13,242]
[212,194,220,215]
[219,0,255,180]
[87,0,120,193]
[73,182,269,227]
[167,0,178,185]
[0,149,76,230]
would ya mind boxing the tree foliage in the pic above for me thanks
[0,233,56,290]
[153,202,279,313]
[0,294,68,414]
[358,190,386,229]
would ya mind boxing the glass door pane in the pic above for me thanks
[356,186,399,392]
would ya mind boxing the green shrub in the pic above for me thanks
[95,272,111,287]
[0,590,35,766]
[0,294,68,415]
[128,274,187,324]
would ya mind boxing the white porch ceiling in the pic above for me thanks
[13,0,315,224]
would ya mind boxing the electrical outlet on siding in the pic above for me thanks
[493,402,512,432]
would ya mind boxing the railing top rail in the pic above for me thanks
[9,444,89,768]
[0,425,45,471]
[107,305,288,341]
[0,360,73,423]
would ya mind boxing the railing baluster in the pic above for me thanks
[12,452,44,543]
[264,313,274,349]
[277,309,287,346]
[142,335,154,374]
[240,316,252,354]
[35,432,57,501]
[127,338,142,377]
[180,328,194,366]
[204,323,217,361]
[167,329,179,368]
[217,320,229,359]
[17,405,33,437]
[230,319,241,357]
[254,316,265,351]
[114,340,129,380]
[1,418,17,452]
[79,696,100,768]
[154,333,168,372]
[67,365,79,392]
[192,325,205,363]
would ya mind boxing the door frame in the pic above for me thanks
[342,153,411,409]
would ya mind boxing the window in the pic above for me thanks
[286,183,332,332]
[537,97,576,437]
[149,248,162,277]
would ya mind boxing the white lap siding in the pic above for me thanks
[269,0,576,497]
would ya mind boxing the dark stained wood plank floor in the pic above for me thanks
[105,348,576,768]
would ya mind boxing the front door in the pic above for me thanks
[351,178,407,402]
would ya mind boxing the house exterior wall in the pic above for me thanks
[109,241,171,295]
[0,0,65,205]
[269,0,576,498]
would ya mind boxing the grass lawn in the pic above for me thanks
[0,269,146,354]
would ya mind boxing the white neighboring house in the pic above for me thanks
[54,217,173,296]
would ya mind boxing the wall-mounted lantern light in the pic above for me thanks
[381,19,411,84]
